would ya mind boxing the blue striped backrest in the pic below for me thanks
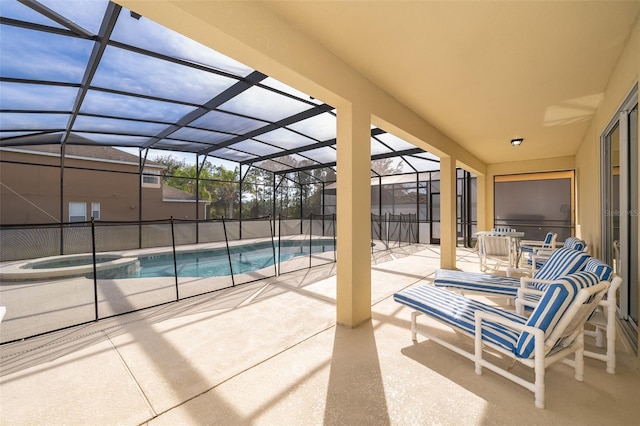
[515,271,601,358]
[532,247,591,283]
[582,258,613,281]
[542,232,555,248]
[563,237,587,251]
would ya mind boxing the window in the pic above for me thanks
[69,202,86,223]
[494,171,574,242]
[91,202,100,220]
[142,169,161,187]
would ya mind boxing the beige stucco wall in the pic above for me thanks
[576,15,639,363]
[0,150,206,225]
[577,16,639,254]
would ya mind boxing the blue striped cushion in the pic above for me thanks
[394,285,525,352]
[521,245,534,254]
[515,272,601,358]
[582,258,612,281]
[434,269,520,296]
[532,248,591,284]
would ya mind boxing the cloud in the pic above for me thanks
[0,25,91,83]
[0,82,77,110]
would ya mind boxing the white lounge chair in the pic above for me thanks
[394,271,610,409]
[435,247,592,299]
[519,231,557,266]
[515,265,622,375]
[434,251,620,373]
[529,237,588,271]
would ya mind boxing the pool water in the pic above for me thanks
[119,239,335,279]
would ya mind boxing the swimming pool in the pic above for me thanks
[117,239,335,279]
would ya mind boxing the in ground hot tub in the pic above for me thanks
[0,254,140,281]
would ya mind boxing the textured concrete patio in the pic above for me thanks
[1,245,638,425]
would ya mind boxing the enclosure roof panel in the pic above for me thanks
[0,0,439,181]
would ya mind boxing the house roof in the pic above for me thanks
[0,144,164,168]
[162,185,204,202]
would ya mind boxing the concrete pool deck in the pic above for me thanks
[0,237,335,343]
[1,245,638,425]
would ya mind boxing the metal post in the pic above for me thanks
[269,215,277,277]
[278,214,282,275]
[170,216,179,300]
[273,174,277,219]
[60,144,65,255]
[91,218,98,321]
[332,213,336,262]
[378,176,382,217]
[321,183,325,235]
[416,172,420,243]
[138,149,148,249]
[222,217,235,286]
[196,154,208,244]
[465,171,473,248]
[239,164,243,239]
[309,213,313,269]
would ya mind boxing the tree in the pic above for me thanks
[153,155,239,218]
[208,165,239,219]
[371,157,404,176]
[153,154,186,177]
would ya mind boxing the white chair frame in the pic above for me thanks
[516,275,622,374]
[408,281,609,409]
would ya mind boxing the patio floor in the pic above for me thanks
[1,245,638,425]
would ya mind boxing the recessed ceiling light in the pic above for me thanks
[511,138,524,146]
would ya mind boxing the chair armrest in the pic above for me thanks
[520,277,553,288]
[476,310,538,334]
[506,267,535,277]
[475,311,546,369]
[516,287,544,314]
[533,248,554,257]
[519,240,546,247]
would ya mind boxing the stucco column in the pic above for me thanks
[439,155,457,269]
[336,103,371,327]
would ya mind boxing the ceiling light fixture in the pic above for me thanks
[511,138,524,147]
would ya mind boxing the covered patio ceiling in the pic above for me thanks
[0,0,440,183]
[261,1,639,165]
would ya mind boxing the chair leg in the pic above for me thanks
[533,333,546,409]
[411,311,421,342]
[575,333,584,382]
[595,326,605,347]
[474,332,483,376]
[534,356,545,409]
[606,313,616,374]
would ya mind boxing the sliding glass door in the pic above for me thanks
[601,84,638,351]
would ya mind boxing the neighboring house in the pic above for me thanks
[0,144,208,225]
